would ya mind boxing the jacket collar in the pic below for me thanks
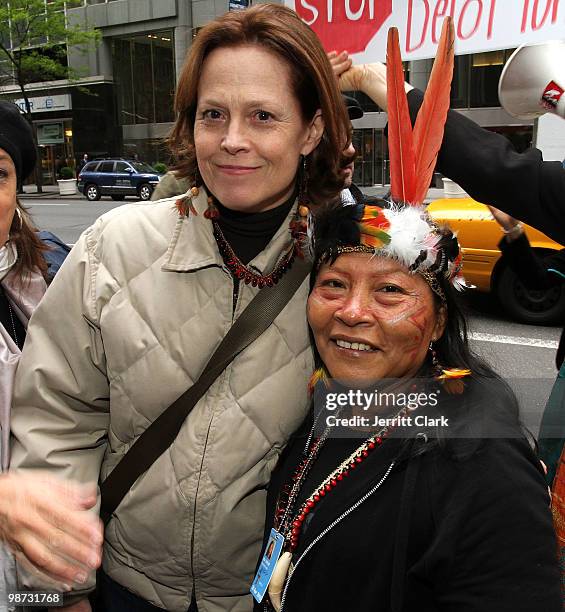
[2,267,46,323]
[161,187,298,274]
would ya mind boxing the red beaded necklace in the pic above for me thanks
[212,220,297,288]
[275,405,410,552]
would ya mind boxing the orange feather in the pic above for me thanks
[412,17,455,204]
[386,27,416,204]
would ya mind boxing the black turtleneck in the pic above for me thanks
[215,196,295,265]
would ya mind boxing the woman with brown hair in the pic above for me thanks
[0,101,103,608]
[10,5,351,612]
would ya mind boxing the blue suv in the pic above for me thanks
[78,158,161,201]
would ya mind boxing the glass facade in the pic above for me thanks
[36,118,74,185]
[72,83,120,159]
[347,50,530,186]
[111,30,175,126]
[351,128,389,187]
[451,49,516,109]
[122,137,172,168]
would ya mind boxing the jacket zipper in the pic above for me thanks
[191,269,235,600]
[232,277,240,317]
[279,462,395,611]
[190,415,215,601]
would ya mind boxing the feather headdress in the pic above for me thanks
[311,17,464,295]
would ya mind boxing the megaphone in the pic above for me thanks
[499,40,565,120]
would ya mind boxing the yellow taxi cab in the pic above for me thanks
[427,197,565,325]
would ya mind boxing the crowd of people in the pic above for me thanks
[0,4,563,612]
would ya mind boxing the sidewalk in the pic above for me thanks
[19,184,449,203]
[19,184,67,199]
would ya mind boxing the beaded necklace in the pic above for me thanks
[213,221,297,288]
[6,301,19,349]
[0,285,20,350]
[275,404,411,552]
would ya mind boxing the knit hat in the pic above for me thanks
[0,101,37,181]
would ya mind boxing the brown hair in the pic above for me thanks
[169,4,351,209]
[10,199,48,283]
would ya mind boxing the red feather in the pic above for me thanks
[412,17,455,204]
[386,27,416,203]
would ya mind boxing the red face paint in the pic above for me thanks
[308,254,441,384]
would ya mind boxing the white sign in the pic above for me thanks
[37,122,65,145]
[13,93,72,114]
[286,0,565,62]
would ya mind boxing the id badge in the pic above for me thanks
[250,528,285,603]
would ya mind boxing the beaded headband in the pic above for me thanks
[311,199,462,302]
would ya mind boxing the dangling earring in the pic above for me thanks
[204,194,219,220]
[431,341,472,394]
[176,166,203,217]
[176,186,199,217]
[193,166,203,189]
[308,366,330,396]
[429,341,441,376]
[190,166,219,220]
[290,156,310,259]
[298,154,310,213]
[10,207,23,235]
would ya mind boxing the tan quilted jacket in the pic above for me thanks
[10,189,312,611]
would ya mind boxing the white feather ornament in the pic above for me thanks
[382,205,434,269]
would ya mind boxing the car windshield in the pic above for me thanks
[131,162,156,173]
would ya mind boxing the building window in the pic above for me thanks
[111,30,175,125]
[470,49,506,107]
[450,54,469,109]
[450,49,516,109]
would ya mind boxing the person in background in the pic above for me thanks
[330,52,565,245]
[150,163,189,201]
[0,101,103,607]
[488,204,565,367]
[487,204,565,483]
[10,5,350,611]
[76,154,88,179]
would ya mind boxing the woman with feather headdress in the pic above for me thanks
[253,20,560,612]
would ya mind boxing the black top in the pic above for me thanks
[498,233,565,368]
[257,379,560,612]
[216,197,294,265]
[408,88,565,245]
[0,284,25,349]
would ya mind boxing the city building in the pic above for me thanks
[0,0,533,187]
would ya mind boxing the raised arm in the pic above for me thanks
[329,53,565,244]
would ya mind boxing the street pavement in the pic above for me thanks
[21,185,561,435]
